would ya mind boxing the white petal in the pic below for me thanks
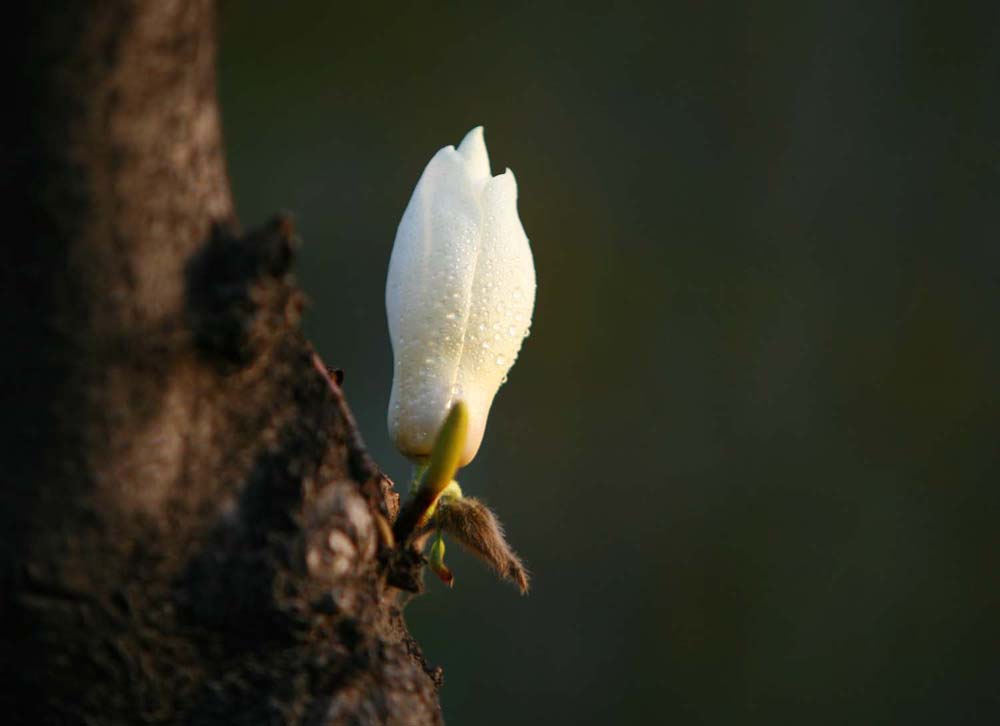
[456,126,491,190]
[386,145,484,458]
[453,169,536,464]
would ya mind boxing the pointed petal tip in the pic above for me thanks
[461,125,485,144]
[435,144,460,160]
[485,167,518,197]
[457,126,491,182]
[457,126,485,153]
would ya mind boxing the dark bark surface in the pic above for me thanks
[2,2,440,723]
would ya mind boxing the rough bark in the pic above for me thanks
[2,2,440,723]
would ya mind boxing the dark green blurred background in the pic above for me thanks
[218,2,999,723]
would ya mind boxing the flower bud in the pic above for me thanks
[386,127,535,466]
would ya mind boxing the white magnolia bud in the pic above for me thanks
[386,127,536,466]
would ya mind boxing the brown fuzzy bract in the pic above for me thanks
[436,497,530,594]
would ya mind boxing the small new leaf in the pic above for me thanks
[428,533,454,588]
[423,401,468,498]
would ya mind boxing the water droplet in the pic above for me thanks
[445,312,457,320]
[495,355,506,366]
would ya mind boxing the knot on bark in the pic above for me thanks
[302,483,378,592]
[185,215,303,371]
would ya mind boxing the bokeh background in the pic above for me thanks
[218,2,999,723]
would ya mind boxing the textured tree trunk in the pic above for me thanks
[1,2,440,723]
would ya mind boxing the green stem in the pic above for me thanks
[410,461,429,495]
